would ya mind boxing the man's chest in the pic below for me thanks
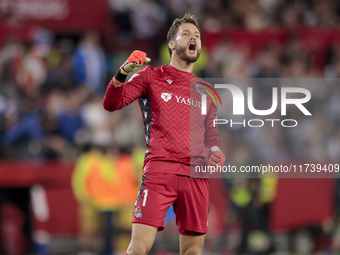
[148,76,204,114]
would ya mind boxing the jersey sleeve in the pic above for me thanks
[103,65,152,112]
[204,99,221,160]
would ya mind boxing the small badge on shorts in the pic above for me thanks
[135,207,142,218]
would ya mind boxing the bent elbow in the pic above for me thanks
[103,101,115,112]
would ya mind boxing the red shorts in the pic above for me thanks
[132,172,209,236]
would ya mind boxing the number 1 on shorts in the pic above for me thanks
[142,189,148,206]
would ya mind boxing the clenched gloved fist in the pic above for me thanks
[208,146,226,167]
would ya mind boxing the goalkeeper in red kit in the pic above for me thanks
[103,14,225,255]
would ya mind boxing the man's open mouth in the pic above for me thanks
[188,42,196,52]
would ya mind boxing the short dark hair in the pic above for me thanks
[166,13,200,57]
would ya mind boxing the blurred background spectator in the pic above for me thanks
[71,144,139,255]
[72,31,107,95]
[0,0,340,254]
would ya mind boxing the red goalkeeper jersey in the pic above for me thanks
[103,64,220,176]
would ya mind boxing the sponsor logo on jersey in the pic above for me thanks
[174,95,202,108]
[135,207,142,218]
[161,92,202,108]
[166,79,173,84]
[161,92,172,102]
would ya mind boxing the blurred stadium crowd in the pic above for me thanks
[0,0,340,254]
[1,0,340,161]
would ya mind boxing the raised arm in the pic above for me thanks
[103,50,151,112]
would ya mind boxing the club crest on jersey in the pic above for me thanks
[161,92,172,102]
[135,207,142,218]
[196,85,205,95]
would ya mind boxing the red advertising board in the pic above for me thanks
[0,161,335,234]
[0,0,111,31]
[270,178,334,231]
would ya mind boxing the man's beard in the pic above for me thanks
[176,43,201,63]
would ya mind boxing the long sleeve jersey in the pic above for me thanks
[103,64,220,176]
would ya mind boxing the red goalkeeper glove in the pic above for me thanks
[208,146,226,167]
[120,50,151,75]
[113,50,151,85]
